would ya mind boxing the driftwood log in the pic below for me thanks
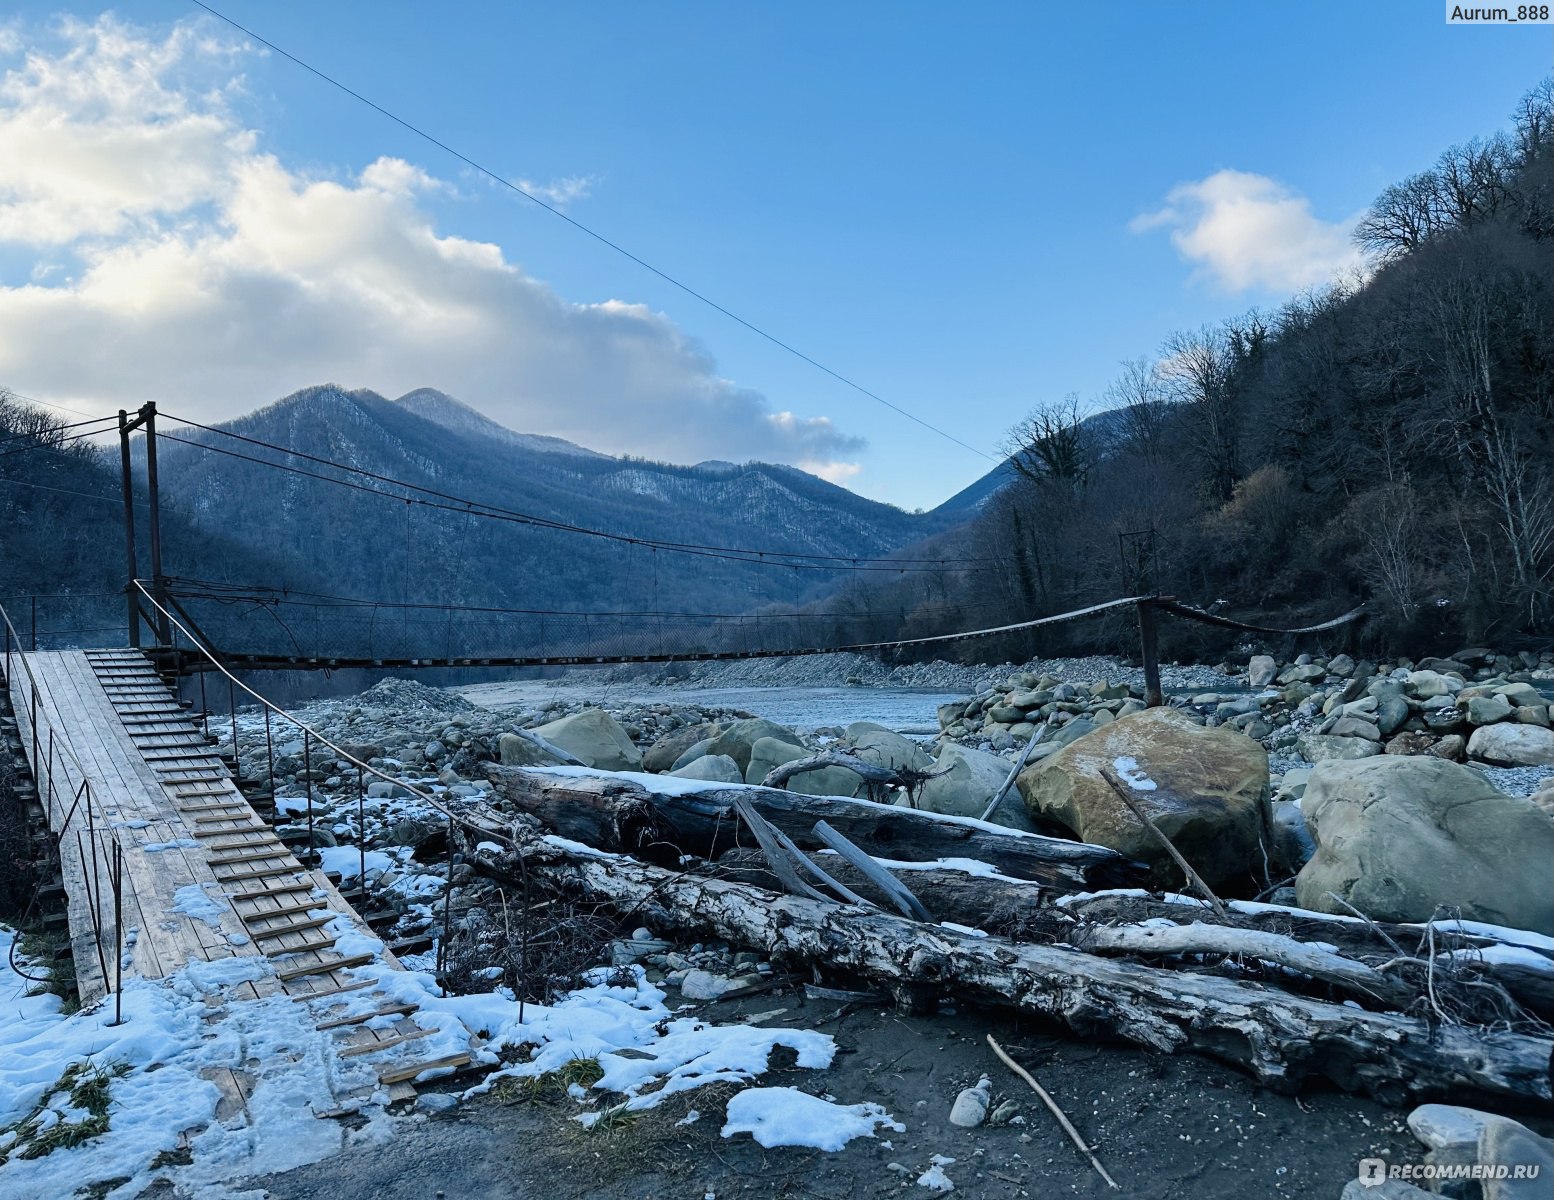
[482,766,1148,889]
[455,805,1554,1104]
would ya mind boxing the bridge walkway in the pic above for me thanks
[8,648,470,1120]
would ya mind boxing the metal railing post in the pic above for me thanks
[1137,599,1163,709]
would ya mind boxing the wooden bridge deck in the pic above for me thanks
[8,648,470,1116]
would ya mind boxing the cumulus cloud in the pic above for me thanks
[0,17,862,472]
[1132,169,1366,293]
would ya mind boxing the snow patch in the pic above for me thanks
[720,1087,903,1151]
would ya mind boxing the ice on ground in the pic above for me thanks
[720,1086,903,1151]
[916,1154,957,1191]
[142,839,199,852]
[316,845,399,881]
[171,884,229,928]
[1113,756,1157,792]
[449,967,838,1119]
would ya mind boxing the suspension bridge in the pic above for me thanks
[0,400,1369,1133]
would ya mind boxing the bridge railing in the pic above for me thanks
[1,601,128,1018]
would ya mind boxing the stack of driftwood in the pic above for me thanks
[458,765,1554,1106]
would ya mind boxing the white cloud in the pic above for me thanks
[1132,169,1366,293]
[0,17,861,470]
[513,174,596,208]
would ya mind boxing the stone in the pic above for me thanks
[1466,694,1514,726]
[1530,786,1554,818]
[1417,656,1470,676]
[1424,707,1466,733]
[670,738,717,771]
[1330,716,1382,741]
[707,718,802,773]
[938,701,967,729]
[1339,1181,1436,1199]
[1429,734,1467,762]
[1278,664,1326,685]
[918,743,1028,827]
[745,737,862,798]
[1384,731,1436,757]
[1516,705,1551,728]
[1467,722,1554,767]
[1016,708,1269,891]
[1494,682,1545,708]
[1406,670,1460,699]
[679,969,732,1000]
[1480,1118,1554,1200]
[669,754,744,784]
[1376,694,1412,737]
[948,1077,991,1127]
[1247,656,1278,688]
[417,1093,459,1114]
[531,709,643,772]
[1271,799,1315,869]
[1294,756,1554,933]
[338,741,385,763]
[846,724,933,773]
[1407,1103,1526,1156]
[497,731,567,768]
[988,704,1024,724]
[643,721,723,773]
[1328,653,1356,677]
[1296,733,1382,762]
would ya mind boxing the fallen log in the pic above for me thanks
[711,846,1049,931]
[1076,922,1415,1007]
[1061,893,1554,1021]
[455,806,1553,1104]
[482,765,1147,889]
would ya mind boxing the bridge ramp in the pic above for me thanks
[8,648,470,1118]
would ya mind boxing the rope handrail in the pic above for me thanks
[1152,600,1368,636]
[132,581,472,836]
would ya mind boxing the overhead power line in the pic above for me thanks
[186,0,998,465]
[159,413,992,573]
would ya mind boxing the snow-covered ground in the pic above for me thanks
[0,922,885,1197]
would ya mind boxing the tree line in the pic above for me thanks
[813,81,1553,662]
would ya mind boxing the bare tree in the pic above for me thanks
[1000,395,1093,492]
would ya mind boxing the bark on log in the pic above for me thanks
[1076,922,1415,1007]
[482,766,1147,889]
[1061,894,1554,1020]
[455,807,1553,1104]
[711,846,1048,930]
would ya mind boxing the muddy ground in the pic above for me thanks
[235,983,1512,1200]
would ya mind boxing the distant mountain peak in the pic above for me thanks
[392,388,608,460]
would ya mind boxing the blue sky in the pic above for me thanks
[0,2,1545,510]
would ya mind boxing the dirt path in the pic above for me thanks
[238,989,1447,1200]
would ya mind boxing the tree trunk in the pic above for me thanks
[482,766,1148,889]
[456,808,1553,1105]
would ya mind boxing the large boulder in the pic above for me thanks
[668,754,744,785]
[1467,722,1554,767]
[1015,708,1270,891]
[745,737,862,798]
[844,722,933,773]
[1247,655,1278,688]
[1296,733,1382,763]
[915,743,1025,826]
[707,718,802,774]
[496,731,569,768]
[530,708,642,772]
[643,722,724,773]
[1294,756,1554,933]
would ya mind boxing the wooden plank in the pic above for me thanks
[251,916,334,940]
[208,848,296,868]
[216,864,310,884]
[193,824,269,838]
[276,952,375,982]
[204,837,286,853]
[315,1003,418,1030]
[229,881,316,901]
[234,897,336,921]
[338,1027,434,1058]
[266,931,340,956]
[290,977,377,1001]
[378,1054,472,1086]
